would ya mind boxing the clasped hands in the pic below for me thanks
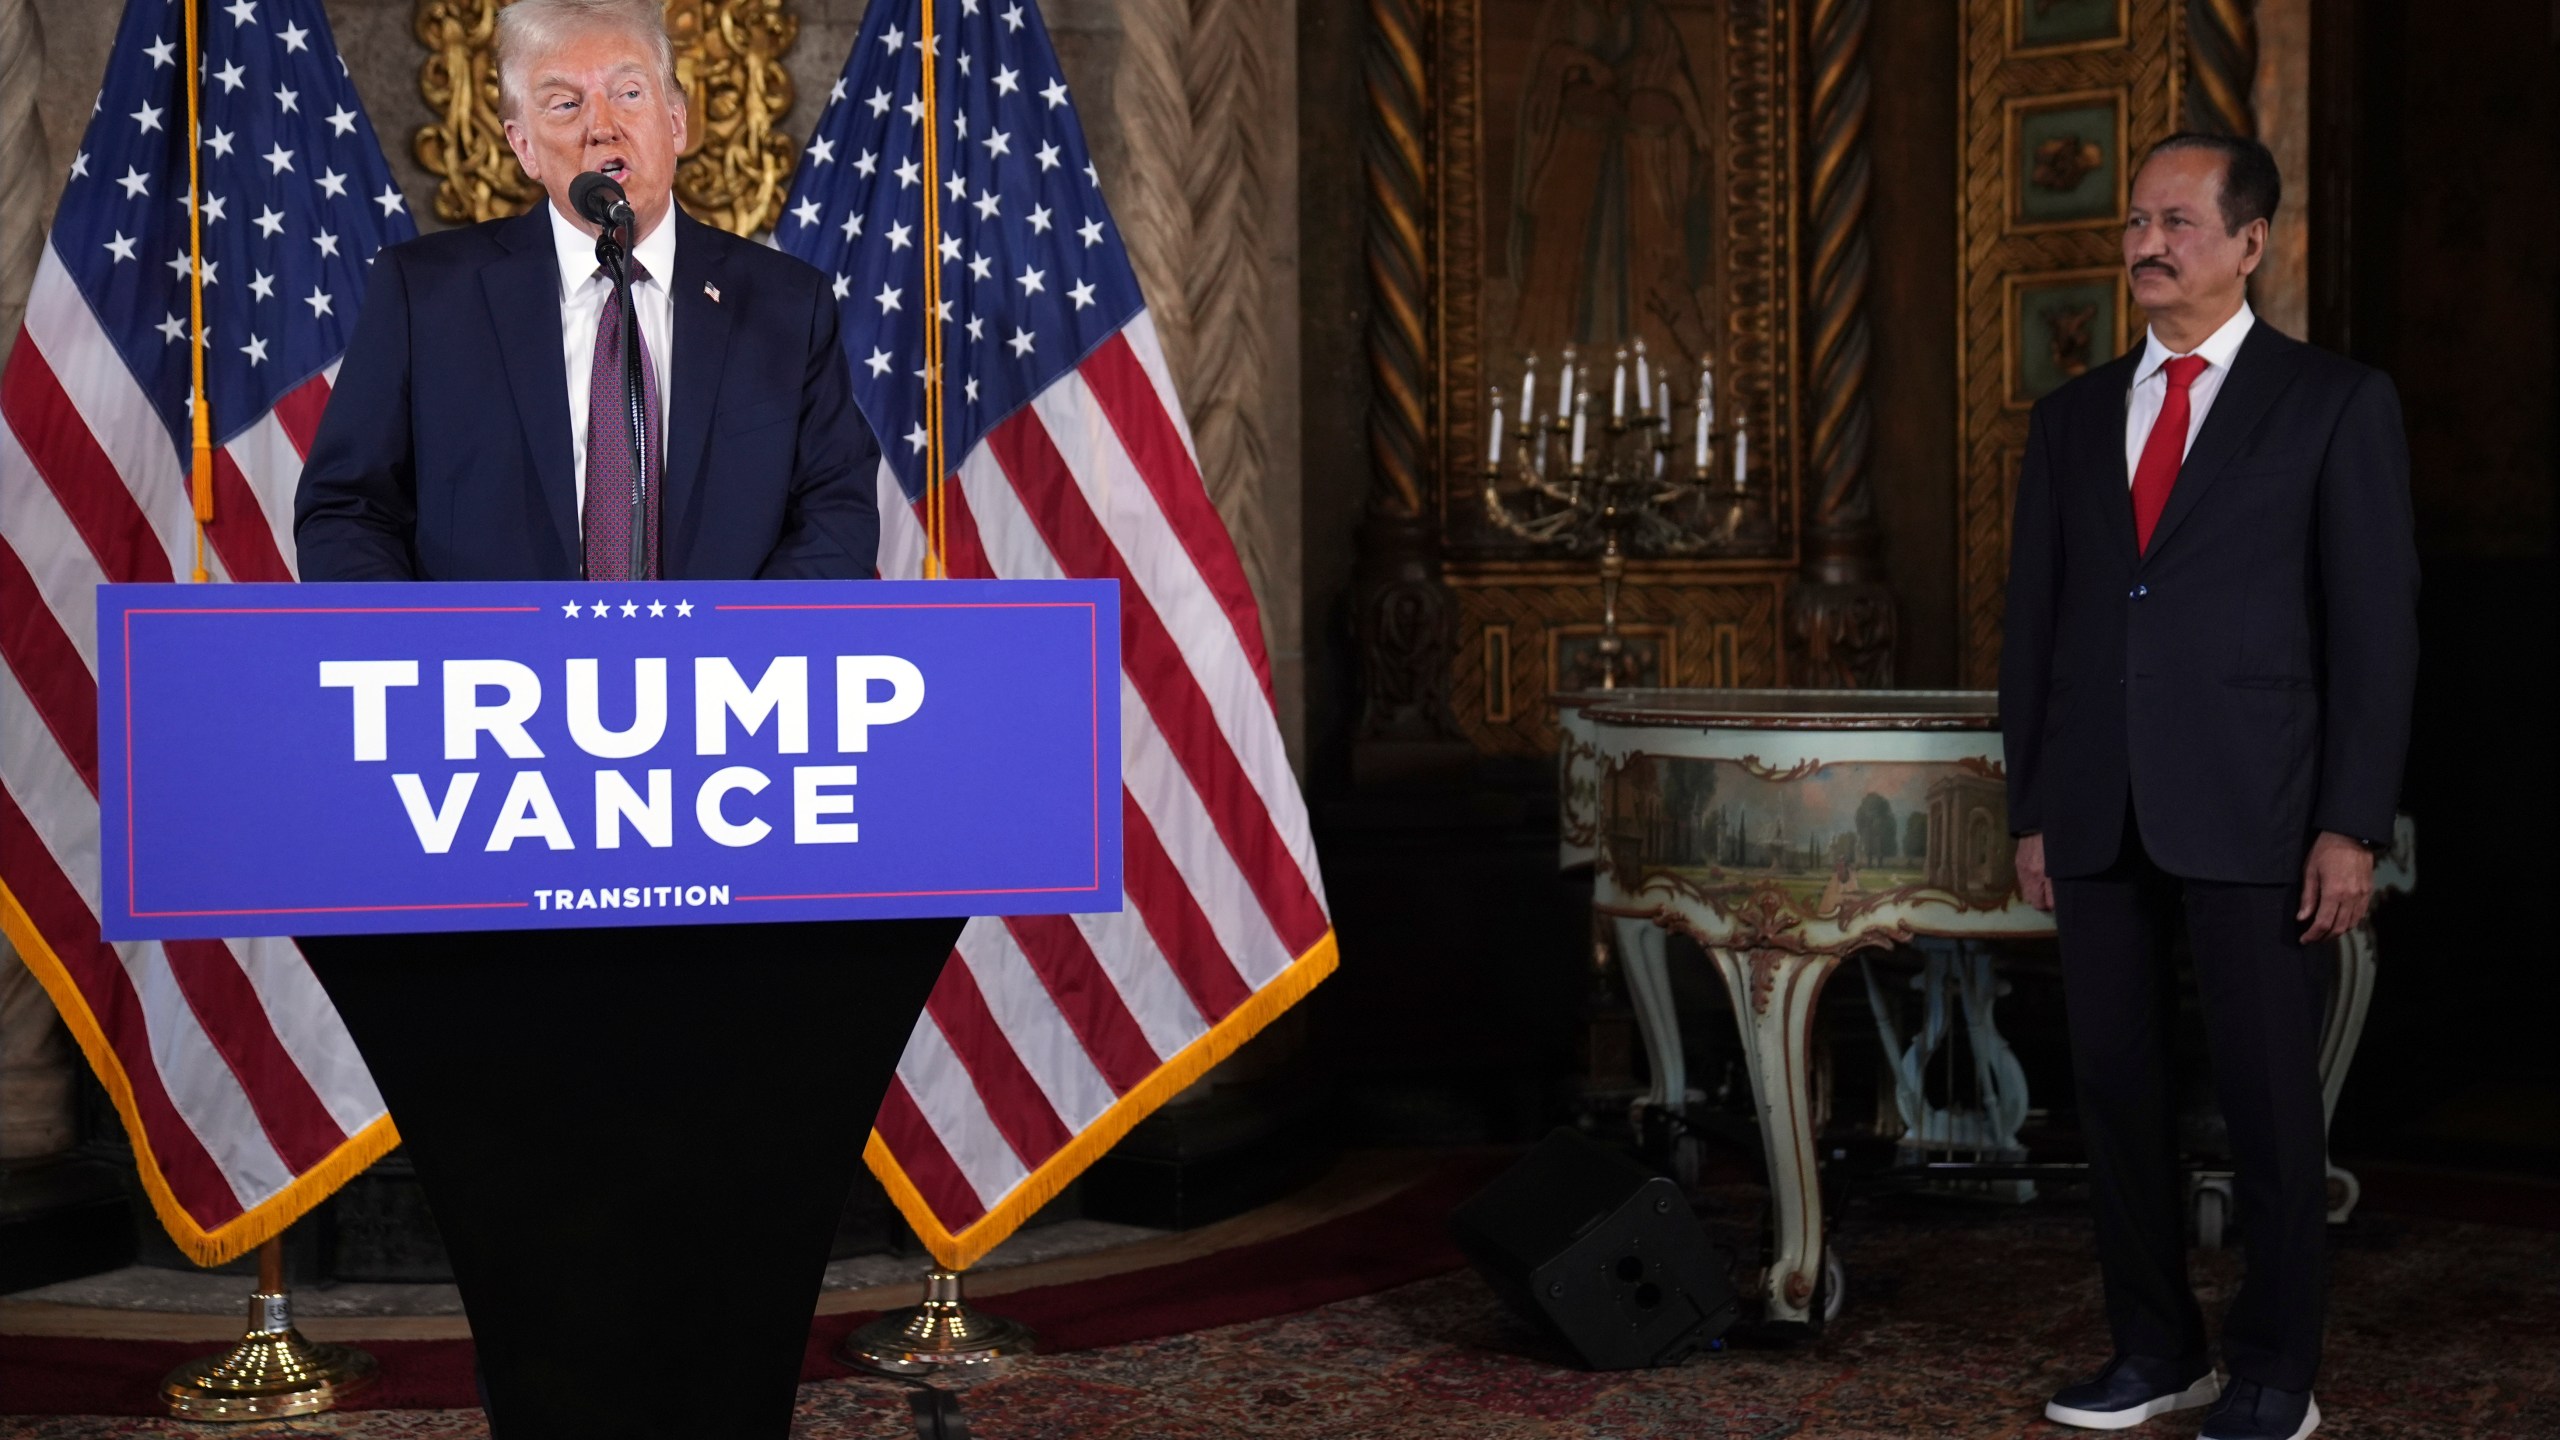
[2012,830,2376,944]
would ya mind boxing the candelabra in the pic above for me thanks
[1482,340,1767,689]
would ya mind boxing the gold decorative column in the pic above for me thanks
[2184,0,2258,136]
[1789,0,1896,689]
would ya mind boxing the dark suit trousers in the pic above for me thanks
[2053,818,2331,1392]
[301,918,958,1440]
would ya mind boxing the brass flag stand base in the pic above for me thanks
[842,1267,1033,1375]
[162,1239,377,1420]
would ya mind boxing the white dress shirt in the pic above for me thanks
[2123,301,2255,486]
[550,202,676,512]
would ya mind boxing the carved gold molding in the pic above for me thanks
[414,0,799,236]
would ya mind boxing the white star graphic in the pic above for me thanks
[905,423,929,453]
[1043,78,1069,109]
[166,251,192,280]
[939,231,962,263]
[591,601,610,617]
[831,272,851,301]
[966,315,985,341]
[791,195,822,227]
[563,600,582,617]
[314,230,340,257]
[326,105,357,136]
[958,51,973,77]
[1079,217,1106,247]
[274,86,298,114]
[1008,326,1035,357]
[249,269,276,300]
[199,194,227,224]
[1015,265,1045,296]
[895,157,919,188]
[225,0,257,24]
[973,188,1001,221]
[984,130,1012,159]
[207,127,236,158]
[240,334,268,365]
[865,347,893,377]
[903,93,927,125]
[146,36,175,67]
[854,148,878,178]
[886,220,913,251]
[317,168,348,198]
[214,60,245,92]
[254,205,285,238]
[952,111,970,140]
[935,298,953,322]
[648,600,667,617]
[1036,140,1062,172]
[880,23,905,51]
[278,20,309,51]
[965,375,979,403]
[374,184,407,217]
[264,143,295,175]
[304,285,334,317]
[963,0,979,13]
[829,78,847,104]
[875,283,902,313]
[945,170,968,202]
[69,151,88,179]
[675,601,694,617]
[1004,4,1026,32]
[1027,204,1053,234]
[620,601,639,617]
[866,87,892,117]
[131,101,164,133]
[968,252,993,281]
[995,66,1021,96]
[840,211,863,240]
[808,135,835,166]
[1069,279,1097,310]
[103,232,137,262]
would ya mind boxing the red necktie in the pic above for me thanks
[2130,354,2208,553]
[583,259,662,581]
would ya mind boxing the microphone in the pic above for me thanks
[569,171,635,233]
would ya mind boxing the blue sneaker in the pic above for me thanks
[2044,1354,2222,1430]
[2198,1380,2320,1440]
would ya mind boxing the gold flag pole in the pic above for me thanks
[161,1235,378,1419]
[161,5,374,1414]
[844,7,1024,1366]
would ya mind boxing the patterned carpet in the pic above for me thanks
[6,1194,2555,1439]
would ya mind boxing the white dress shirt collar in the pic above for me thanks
[546,200,678,297]
[2135,300,2255,386]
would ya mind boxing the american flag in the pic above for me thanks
[0,0,413,1263]
[781,0,1336,1268]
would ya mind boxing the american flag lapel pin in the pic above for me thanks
[703,281,721,304]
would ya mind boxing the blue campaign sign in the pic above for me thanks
[96,580,1122,939]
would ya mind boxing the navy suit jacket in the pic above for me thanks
[1998,322,2420,884]
[295,207,876,582]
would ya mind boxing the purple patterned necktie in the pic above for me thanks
[583,258,661,581]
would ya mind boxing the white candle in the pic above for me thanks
[1611,347,1628,420]
[1699,363,1715,434]
[1557,348,1576,420]
[1518,358,1536,428]
[1570,391,1588,467]
[1693,387,1710,469]
[1733,421,1748,488]
[1657,379,1671,426]
[1634,338,1650,410]
[1488,391,1505,466]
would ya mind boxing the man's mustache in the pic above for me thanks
[2131,259,2177,277]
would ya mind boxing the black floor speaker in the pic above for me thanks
[1450,1128,1738,1370]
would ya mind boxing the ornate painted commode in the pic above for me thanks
[1554,689,2410,1328]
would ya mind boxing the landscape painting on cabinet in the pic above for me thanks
[1603,756,2021,921]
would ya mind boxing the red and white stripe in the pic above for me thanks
[0,243,388,1262]
[868,309,1334,1262]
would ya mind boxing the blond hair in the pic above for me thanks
[494,0,679,122]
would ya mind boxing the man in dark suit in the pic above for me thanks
[293,3,954,1436]
[2001,134,2418,1440]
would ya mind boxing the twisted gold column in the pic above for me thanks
[2185,0,2259,137]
